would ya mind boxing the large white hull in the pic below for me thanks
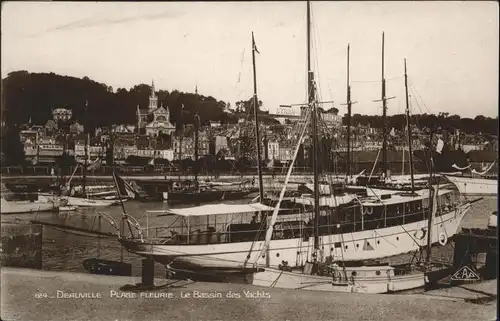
[1,197,61,214]
[445,175,497,196]
[64,196,122,207]
[252,267,427,294]
[120,203,469,270]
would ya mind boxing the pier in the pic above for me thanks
[0,267,496,321]
[0,223,43,270]
[452,225,497,284]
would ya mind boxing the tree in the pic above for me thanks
[56,152,76,174]
[1,71,235,129]
[2,125,25,166]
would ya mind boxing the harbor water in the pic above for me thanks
[0,196,496,279]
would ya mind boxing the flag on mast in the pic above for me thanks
[112,172,137,199]
[436,138,444,154]
[252,32,260,54]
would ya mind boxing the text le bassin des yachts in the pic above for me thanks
[34,290,271,300]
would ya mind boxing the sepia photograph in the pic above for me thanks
[1,1,498,321]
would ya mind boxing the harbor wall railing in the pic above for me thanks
[1,161,496,178]
[0,223,43,270]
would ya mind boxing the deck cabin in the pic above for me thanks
[143,203,273,244]
[137,184,462,246]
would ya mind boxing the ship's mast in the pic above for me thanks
[346,45,352,177]
[425,128,434,265]
[83,100,88,197]
[307,1,320,253]
[194,112,200,186]
[404,59,415,193]
[252,32,264,202]
[372,33,394,179]
[341,44,357,178]
[178,104,184,183]
[381,33,387,178]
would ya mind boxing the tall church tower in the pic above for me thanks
[149,80,158,111]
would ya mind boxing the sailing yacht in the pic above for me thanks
[41,130,123,207]
[1,183,66,214]
[444,160,497,196]
[117,6,477,277]
[444,174,497,196]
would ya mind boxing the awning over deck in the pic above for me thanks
[153,202,274,217]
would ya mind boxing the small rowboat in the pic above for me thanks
[59,206,77,212]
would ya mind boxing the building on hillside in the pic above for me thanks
[155,149,175,161]
[20,129,40,164]
[137,148,155,158]
[320,110,342,128]
[114,132,136,144]
[89,142,104,162]
[19,129,39,145]
[69,121,84,135]
[173,136,195,160]
[135,135,155,158]
[52,108,73,123]
[278,145,295,161]
[113,144,137,162]
[37,136,63,164]
[24,146,38,164]
[210,121,221,128]
[137,80,176,137]
[112,124,136,133]
[270,105,303,125]
[198,132,211,157]
[215,135,229,155]
[73,134,103,163]
[267,140,280,160]
[44,119,59,133]
[461,144,483,153]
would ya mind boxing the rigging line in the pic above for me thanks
[408,86,426,121]
[44,225,113,239]
[310,8,324,105]
[409,84,432,114]
[351,75,403,84]
[253,122,310,258]
[400,224,424,248]
[236,47,246,84]
[255,107,312,262]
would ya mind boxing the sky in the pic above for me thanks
[2,1,498,118]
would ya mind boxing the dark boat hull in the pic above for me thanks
[82,258,132,276]
[165,190,254,205]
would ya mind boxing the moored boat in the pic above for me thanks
[118,185,472,270]
[117,10,476,277]
[1,195,64,214]
[444,175,497,196]
[62,195,123,207]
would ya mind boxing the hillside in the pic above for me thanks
[1,71,235,131]
[1,70,497,135]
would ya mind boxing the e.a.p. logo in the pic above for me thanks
[451,266,480,281]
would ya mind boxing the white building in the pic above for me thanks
[156,149,175,161]
[137,80,176,137]
[52,108,73,122]
[215,136,228,154]
[278,146,295,161]
[267,141,280,160]
[137,149,155,158]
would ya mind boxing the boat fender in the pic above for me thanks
[414,228,427,240]
[362,207,373,215]
[438,232,448,246]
